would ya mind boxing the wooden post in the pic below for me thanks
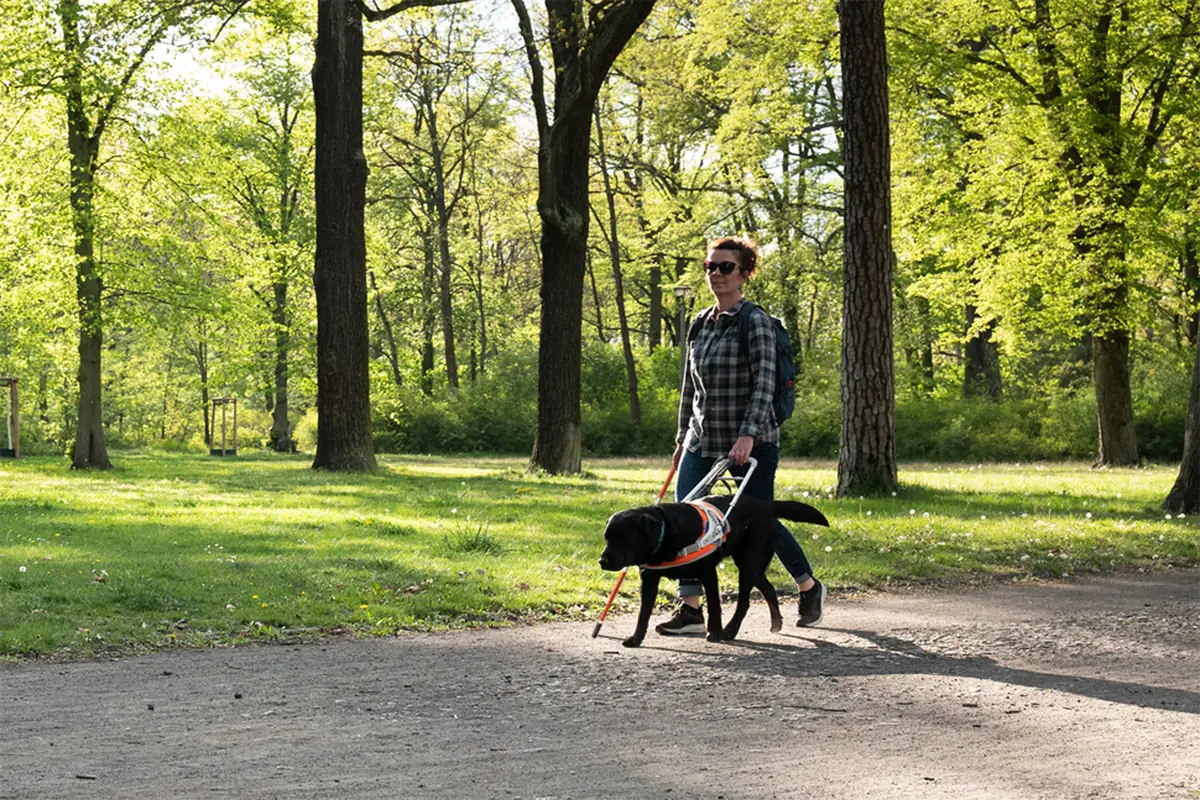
[221,401,227,454]
[233,399,238,454]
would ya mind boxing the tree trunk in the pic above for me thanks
[1093,330,1139,466]
[429,110,459,391]
[648,263,662,350]
[836,0,897,497]
[311,0,376,471]
[62,0,109,470]
[963,303,1002,399]
[1184,236,1199,347]
[594,107,640,425]
[421,223,436,396]
[369,269,404,387]
[515,0,655,475]
[586,251,606,342]
[1164,339,1200,513]
[269,280,293,452]
[531,113,591,473]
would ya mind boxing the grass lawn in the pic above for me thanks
[0,451,1195,658]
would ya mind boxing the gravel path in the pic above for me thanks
[2,569,1197,799]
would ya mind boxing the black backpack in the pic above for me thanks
[688,302,797,424]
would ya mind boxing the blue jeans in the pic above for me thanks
[675,443,813,598]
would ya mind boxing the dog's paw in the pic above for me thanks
[769,617,783,633]
[720,626,740,641]
[621,635,644,648]
[706,631,724,643]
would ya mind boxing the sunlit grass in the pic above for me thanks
[0,451,1195,658]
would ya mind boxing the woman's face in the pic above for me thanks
[704,248,748,296]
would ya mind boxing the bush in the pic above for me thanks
[363,339,1189,462]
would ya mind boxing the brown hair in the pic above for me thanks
[709,236,758,275]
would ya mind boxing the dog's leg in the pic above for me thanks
[623,570,659,648]
[757,576,782,632]
[720,561,756,641]
[701,570,723,642]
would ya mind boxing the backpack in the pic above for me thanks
[688,302,797,424]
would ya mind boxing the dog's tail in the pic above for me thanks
[773,501,830,527]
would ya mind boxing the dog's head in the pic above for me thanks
[598,506,662,571]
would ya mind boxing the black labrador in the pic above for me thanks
[599,495,829,647]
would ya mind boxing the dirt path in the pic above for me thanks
[2,569,1197,799]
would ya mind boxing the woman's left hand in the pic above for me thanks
[728,435,754,465]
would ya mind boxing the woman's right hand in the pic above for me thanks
[671,444,684,471]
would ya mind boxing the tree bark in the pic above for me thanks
[421,221,436,396]
[837,0,897,497]
[963,303,1002,399]
[532,105,591,472]
[311,0,376,471]
[1093,330,1139,466]
[269,280,293,452]
[1164,339,1200,513]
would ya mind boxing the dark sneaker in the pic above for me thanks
[655,603,705,636]
[797,580,826,627]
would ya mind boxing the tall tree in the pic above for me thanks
[312,0,376,470]
[512,0,656,474]
[44,0,247,468]
[836,0,897,496]
[311,0,471,470]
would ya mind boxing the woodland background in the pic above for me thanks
[0,0,1197,464]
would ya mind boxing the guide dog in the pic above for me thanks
[599,495,829,647]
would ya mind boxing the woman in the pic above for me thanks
[656,236,826,636]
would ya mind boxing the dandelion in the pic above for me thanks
[866,510,872,516]
[980,515,986,520]
[19,565,26,573]
[226,604,236,611]
[260,603,268,608]
[1165,514,1173,520]
[451,508,458,514]
[360,604,368,610]
[812,533,820,540]
[1020,554,1030,561]
[824,545,832,552]
[891,492,897,497]
[922,512,930,518]
[909,509,916,515]
[1178,514,1186,519]
[252,594,259,599]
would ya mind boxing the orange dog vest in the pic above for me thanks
[641,499,730,570]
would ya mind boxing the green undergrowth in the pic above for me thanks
[0,451,1195,659]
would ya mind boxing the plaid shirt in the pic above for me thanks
[677,298,779,457]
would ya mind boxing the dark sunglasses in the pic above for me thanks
[703,260,740,275]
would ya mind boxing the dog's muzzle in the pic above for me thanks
[598,551,624,571]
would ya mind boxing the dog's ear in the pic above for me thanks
[639,508,662,537]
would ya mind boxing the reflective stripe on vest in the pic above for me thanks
[641,499,730,570]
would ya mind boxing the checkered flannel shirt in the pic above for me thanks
[677,298,779,457]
